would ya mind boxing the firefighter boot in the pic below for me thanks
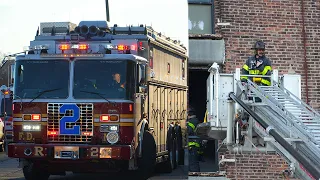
[188,147,200,172]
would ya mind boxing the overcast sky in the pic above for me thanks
[0,0,188,54]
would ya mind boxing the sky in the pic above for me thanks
[0,0,188,55]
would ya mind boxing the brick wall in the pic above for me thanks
[216,141,300,180]
[219,152,294,180]
[213,0,320,179]
[215,0,320,109]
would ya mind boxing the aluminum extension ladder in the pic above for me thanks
[242,79,320,180]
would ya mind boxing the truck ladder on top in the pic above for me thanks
[241,79,320,180]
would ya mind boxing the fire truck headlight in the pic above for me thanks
[106,132,119,144]
[22,124,41,131]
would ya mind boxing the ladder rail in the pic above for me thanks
[253,122,317,180]
[255,106,320,160]
[245,79,320,147]
[249,79,320,125]
[230,92,320,179]
[255,106,300,139]
[253,106,320,180]
[277,81,320,118]
[265,85,320,127]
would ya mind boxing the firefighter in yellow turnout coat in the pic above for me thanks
[241,40,272,86]
[187,108,201,172]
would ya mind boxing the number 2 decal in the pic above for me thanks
[59,104,80,135]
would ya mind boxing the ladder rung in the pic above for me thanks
[285,107,300,109]
[250,82,320,154]
[301,121,319,124]
[264,137,303,142]
[309,127,320,130]
[304,124,320,126]
[298,117,315,120]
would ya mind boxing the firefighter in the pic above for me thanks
[112,73,126,90]
[187,108,200,172]
[197,109,209,162]
[198,142,205,162]
[240,40,272,86]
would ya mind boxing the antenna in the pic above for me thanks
[105,0,110,22]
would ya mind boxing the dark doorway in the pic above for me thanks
[188,69,209,122]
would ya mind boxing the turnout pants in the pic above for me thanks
[188,146,200,172]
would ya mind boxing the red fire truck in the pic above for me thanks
[7,21,188,180]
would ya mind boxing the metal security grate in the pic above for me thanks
[47,103,93,142]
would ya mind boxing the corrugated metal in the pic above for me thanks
[188,39,225,65]
[40,22,77,36]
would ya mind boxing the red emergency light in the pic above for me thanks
[31,114,41,120]
[100,115,110,122]
[100,114,119,122]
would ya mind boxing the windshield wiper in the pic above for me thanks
[79,90,113,104]
[27,88,63,105]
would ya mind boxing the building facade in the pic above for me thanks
[188,0,319,179]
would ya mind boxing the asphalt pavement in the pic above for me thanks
[0,152,188,180]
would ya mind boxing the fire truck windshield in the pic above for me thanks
[73,59,135,100]
[14,60,69,99]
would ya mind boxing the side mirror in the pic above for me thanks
[137,63,147,93]
[18,65,22,76]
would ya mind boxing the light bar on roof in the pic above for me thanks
[40,54,103,58]
[59,43,89,50]
[29,44,50,50]
[105,44,136,51]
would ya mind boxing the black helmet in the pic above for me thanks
[251,40,265,50]
[188,107,196,116]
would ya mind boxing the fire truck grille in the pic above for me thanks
[47,103,94,142]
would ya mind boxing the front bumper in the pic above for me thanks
[8,143,133,160]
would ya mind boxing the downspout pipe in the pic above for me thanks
[301,0,309,104]
[229,92,320,179]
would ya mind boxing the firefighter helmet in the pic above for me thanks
[188,107,196,116]
[251,40,265,50]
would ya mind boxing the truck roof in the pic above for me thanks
[15,54,148,63]
[34,21,187,55]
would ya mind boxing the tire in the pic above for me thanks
[137,131,156,180]
[170,138,177,169]
[174,125,184,165]
[166,126,177,169]
[156,127,176,173]
[23,162,50,180]
[156,153,173,173]
[0,127,3,152]
[0,143,3,152]
[4,141,7,155]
